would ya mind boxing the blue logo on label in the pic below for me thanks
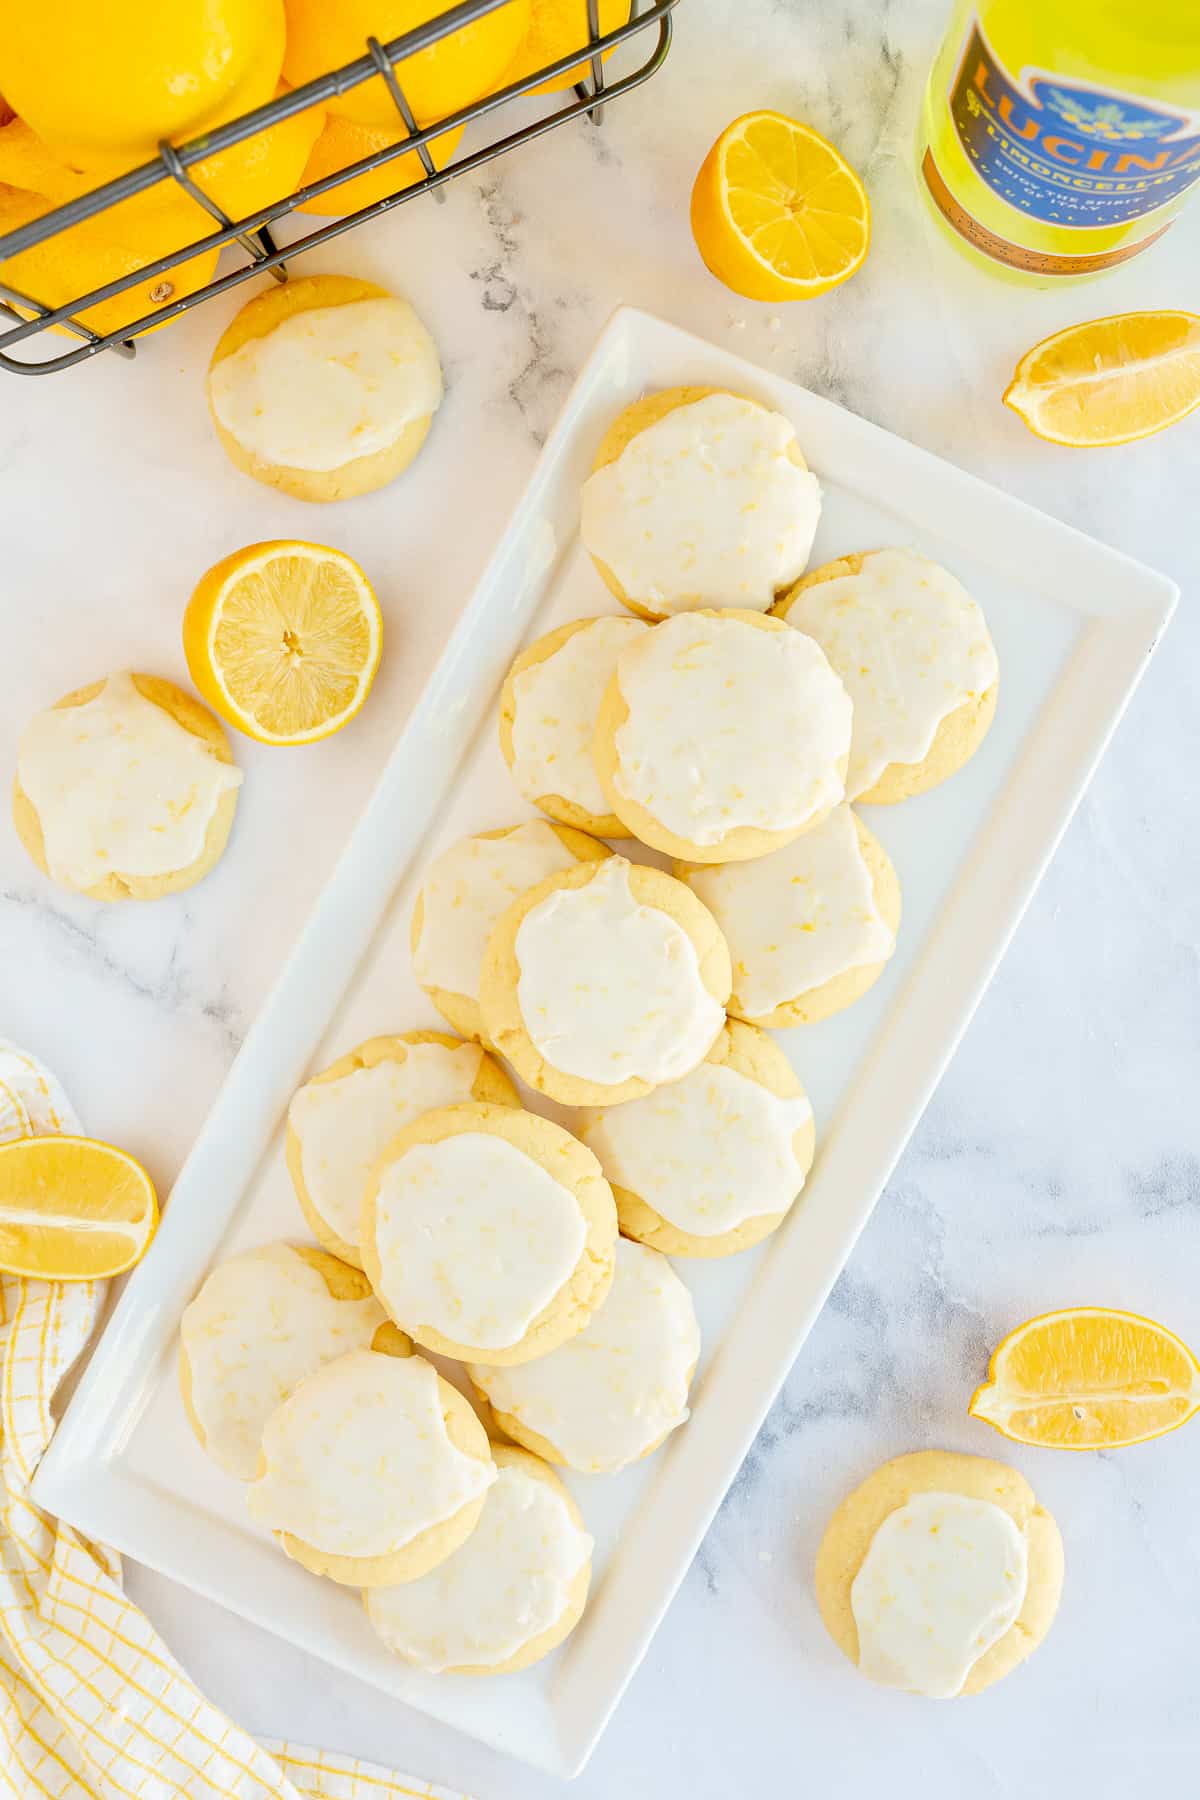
[950,20,1200,227]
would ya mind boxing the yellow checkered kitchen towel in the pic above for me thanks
[0,1041,469,1800]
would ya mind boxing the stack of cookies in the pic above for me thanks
[177,385,999,1679]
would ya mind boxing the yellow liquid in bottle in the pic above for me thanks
[918,0,1200,283]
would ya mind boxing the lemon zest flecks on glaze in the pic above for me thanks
[580,394,821,613]
[682,804,894,1014]
[612,614,851,845]
[181,1244,388,1480]
[247,1350,493,1557]
[469,1239,699,1473]
[209,298,442,472]
[850,1492,1028,1698]
[17,672,242,889]
[784,550,998,799]
[514,856,724,1086]
[510,616,645,816]
[289,1041,484,1249]
[579,1060,811,1237]
[366,1459,592,1671]
[370,1133,588,1351]
[413,822,586,1002]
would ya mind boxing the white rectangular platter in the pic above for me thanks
[34,306,1176,1779]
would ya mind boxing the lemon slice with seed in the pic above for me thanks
[0,1134,158,1280]
[183,539,382,745]
[970,1306,1200,1450]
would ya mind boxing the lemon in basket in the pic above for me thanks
[284,0,531,130]
[297,113,463,216]
[184,541,383,745]
[0,0,285,174]
[0,1135,158,1281]
[497,0,632,97]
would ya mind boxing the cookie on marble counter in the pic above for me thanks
[815,1450,1064,1697]
[14,671,241,901]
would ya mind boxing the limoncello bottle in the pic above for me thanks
[918,0,1200,281]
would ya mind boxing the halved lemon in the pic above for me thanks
[970,1306,1200,1450]
[1004,311,1200,447]
[0,1134,158,1280]
[690,110,870,302]
[183,540,382,745]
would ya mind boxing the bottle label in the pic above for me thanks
[948,16,1200,229]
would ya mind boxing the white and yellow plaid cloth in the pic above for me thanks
[0,1041,469,1800]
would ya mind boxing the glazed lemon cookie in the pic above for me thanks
[677,805,900,1027]
[13,671,242,900]
[179,1242,409,1480]
[365,1444,593,1675]
[286,1031,518,1266]
[411,820,609,1042]
[815,1450,1064,1698]
[207,274,442,502]
[361,1102,617,1366]
[775,550,999,803]
[479,854,730,1107]
[580,387,822,619]
[578,1021,814,1257]
[469,1237,700,1474]
[593,610,852,863]
[498,614,647,836]
[247,1346,494,1586]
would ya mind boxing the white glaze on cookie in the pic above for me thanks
[413,822,587,1001]
[580,395,821,613]
[681,805,895,1015]
[579,1061,811,1237]
[783,550,998,798]
[510,616,645,816]
[470,1239,699,1472]
[365,1459,592,1671]
[370,1134,587,1350]
[514,857,724,1086]
[612,614,851,845]
[289,1041,484,1249]
[850,1492,1028,1697]
[209,298,442,471]
[17,673,242,889]
[181,1243,387,1480]
[246,1350,493,1556]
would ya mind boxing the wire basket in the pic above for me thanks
[0,0,677,377]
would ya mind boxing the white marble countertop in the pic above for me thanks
[3,2,1199,1794]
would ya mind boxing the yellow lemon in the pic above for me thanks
[690,110,870,302]
[0,185,220,341]
[284,0,531,130]
[184,540,383,745]
[970,1306,1200,1451]
[0,0,285,174]
[1004,311,1200,448]
[297,113,463,216]
[0,1135,158,1281]
[498,0,631,97]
